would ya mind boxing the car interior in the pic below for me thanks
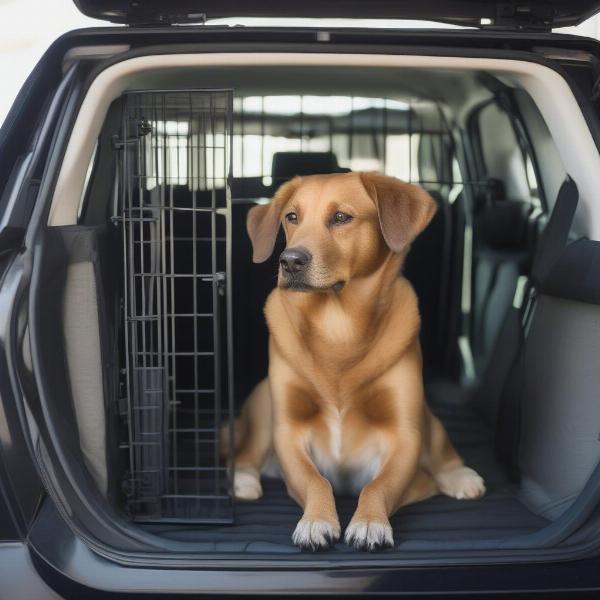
[25,56,600,564]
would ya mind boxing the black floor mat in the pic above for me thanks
[144,397,549,554]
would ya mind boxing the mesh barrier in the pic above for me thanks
[116,90,235,523]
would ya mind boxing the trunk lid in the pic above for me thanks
[72,0,600,30]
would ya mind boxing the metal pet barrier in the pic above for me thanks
[116,89,235,523]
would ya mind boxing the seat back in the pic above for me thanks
[471,179,537,375]
[517,240,600,519]
[403,189,449,375]
[482,179,600,520]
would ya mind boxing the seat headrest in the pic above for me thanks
[484,178,506,204]
[477,200,529,251]
[271,152,349,190]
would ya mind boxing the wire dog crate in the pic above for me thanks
[116,89,235,523]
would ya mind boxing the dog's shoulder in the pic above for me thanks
[370,277,422,360]
[391,276,420,319]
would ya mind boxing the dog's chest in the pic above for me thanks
[309,408,381,496]
[318,301,355,344]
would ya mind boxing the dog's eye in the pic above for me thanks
[332,211,353,225]
[285,212,298,224]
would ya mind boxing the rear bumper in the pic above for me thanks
[17,498,600,597]
[0,543,63,600]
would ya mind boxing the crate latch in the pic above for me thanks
[201,271,226,296]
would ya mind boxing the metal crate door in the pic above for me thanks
[117,89,235,523]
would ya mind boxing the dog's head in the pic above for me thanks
[247,172,437,292]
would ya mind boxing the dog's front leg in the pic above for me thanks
[344,431,428,551]
[275,423,341,551]
[344,350,438,551]
[269,344,340,550]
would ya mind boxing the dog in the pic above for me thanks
[228,171,485,551]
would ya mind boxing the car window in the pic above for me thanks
[232,95,422,186]
[477,102,532,201]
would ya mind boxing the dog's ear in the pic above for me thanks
[359,171,437,253]
[246,177,302,263]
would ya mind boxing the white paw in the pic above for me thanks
[344,520,394,551]
[435,466,486,500]
[292,518,341,551]
[233,469,263,500]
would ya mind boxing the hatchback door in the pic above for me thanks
[72,0,600,29]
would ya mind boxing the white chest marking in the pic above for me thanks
[310,409,381,496]
[326,409,343,462]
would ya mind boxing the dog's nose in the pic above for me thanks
[279,247,311,273]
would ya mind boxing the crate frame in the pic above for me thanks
[116,88,235,524]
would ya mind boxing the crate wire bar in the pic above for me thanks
[118,89,235,523]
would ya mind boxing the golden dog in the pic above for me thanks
[229,172,485,551]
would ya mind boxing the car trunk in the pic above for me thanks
[141,401,550,553]
[20,43,600,568]
[37,214,553,557]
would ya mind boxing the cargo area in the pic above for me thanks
[30,58,600,560]
[143,400,549,553]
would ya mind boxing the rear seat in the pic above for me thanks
[471,179,536,376]
[515,237,600,519]
[489,179,600,519]
[426,180,539,418]
[431,179,600,523]
[452,178,600,521]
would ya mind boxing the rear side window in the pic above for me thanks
[476,102,541,211]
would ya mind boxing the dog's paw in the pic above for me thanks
[344,520,394,551]
[292,518,341,551]
[233,469,263,500]
[435,466,486,500]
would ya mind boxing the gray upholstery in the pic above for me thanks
[472,253,522,375]
[517,295,600,519]
[62,260,107,495]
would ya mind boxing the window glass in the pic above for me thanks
[477,102,539,204]
[143,95,451,193]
